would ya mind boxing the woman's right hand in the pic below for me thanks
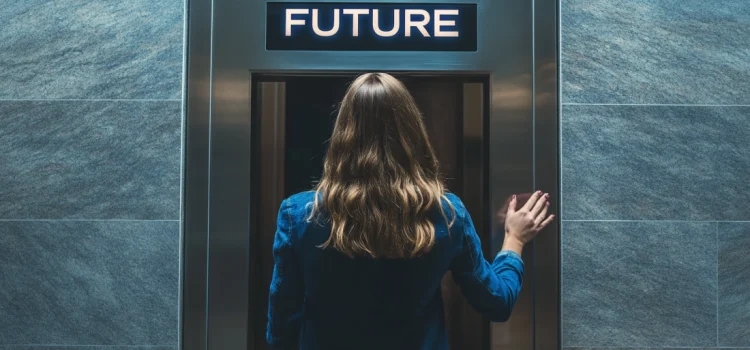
[503,191,555,251]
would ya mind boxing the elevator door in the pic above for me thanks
[250,75,490,350]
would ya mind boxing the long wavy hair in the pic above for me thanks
[309,72,455,259]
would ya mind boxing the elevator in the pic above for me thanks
[182,1,559,350]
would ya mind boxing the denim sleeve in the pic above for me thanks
[266,199,304,349]
[449,206,525,322]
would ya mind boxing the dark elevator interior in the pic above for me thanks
[250,75,501,350]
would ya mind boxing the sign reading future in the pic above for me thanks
[266,3,478,51]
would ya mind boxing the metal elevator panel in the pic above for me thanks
[183,1,561,349]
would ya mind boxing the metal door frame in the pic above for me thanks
[182,0,560,349]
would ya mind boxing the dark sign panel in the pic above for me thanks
[266,2,478,51]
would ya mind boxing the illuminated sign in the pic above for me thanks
[266,3,478,51]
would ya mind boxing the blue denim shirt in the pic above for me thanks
[266,191,524,350]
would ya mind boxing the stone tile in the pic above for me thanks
[0,347,175,349]
[562,105,750,221]
[562,221,717,347]
[0,0,183,99]
[719,222,750,347]
[0,221,179,345]
[562,0,750,104]
[0,101,181,220]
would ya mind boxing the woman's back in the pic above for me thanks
[267,191,525,350]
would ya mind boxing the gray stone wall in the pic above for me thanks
[0,1,184,349]
[561,0,750,348]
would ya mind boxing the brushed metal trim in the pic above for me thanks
[205,0,253,348]
[181,0,212,347]
[532,0,561,348]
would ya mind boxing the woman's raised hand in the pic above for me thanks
[504,191,555,247]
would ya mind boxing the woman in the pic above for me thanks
[266,73,554,350]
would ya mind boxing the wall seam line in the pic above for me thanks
[558,0,565,344]
[0,99,182,102]
[561,219,742,223]
[0,346,177,348]
[0,219,180,222]
[561,347,748,349]
[562,102,750,107]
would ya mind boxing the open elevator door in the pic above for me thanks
[249,73,535,350]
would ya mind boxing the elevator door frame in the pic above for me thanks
[182,0,560,349]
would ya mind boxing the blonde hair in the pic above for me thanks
[309,73,455,259]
